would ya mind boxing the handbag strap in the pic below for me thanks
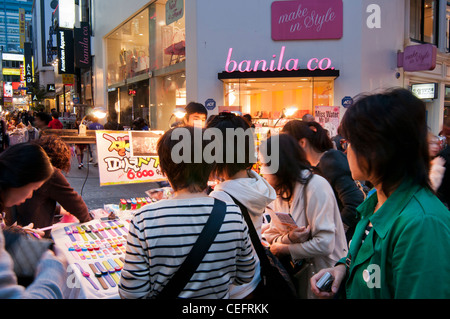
[224,193,271,269]
[157,198,227,299]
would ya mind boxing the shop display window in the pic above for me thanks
[106,8,150,86]
[410,0,439,45]
[106,0,186,130]
[222,77,334,127]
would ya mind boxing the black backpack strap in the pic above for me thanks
[156,198,227,299]
[224,193,270,269]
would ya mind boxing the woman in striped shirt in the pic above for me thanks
[118,126,256,299]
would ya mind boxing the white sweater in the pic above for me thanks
[209,170,276,298]
[264,172,348,298]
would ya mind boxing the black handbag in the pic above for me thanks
[3,226,54,286]
[156,198,227,299]
[226,193,298,299]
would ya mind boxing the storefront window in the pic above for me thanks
[105,0,186,129]
[106,8,150,86]
[152,71,186,131]
[410,0,439,45]
[223,77,334,126]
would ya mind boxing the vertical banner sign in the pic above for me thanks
[19,8,25,49]
[95,131,166,186]
[24,42,33,87]
[314,106,340,138]
[74,21,91,68]
[57,29,74,74]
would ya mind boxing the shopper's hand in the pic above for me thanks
[269,242,290,257]
[41,246,68,269]
[310,264,347,299]
[287,225,310,243]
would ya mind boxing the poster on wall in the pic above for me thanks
[314,106,340,138]
[95,131,166,186]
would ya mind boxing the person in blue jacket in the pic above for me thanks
[310,88,450,299]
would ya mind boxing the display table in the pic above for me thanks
[51,212,132,299]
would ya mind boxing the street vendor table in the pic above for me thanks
[51,208,134,299]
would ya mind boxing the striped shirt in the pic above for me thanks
[118,197,256,299]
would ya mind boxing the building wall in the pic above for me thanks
[90,0,449,132]
[188,0,404,118]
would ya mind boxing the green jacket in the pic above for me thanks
[339,182,450,299]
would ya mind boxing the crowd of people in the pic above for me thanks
[1,87,450,299]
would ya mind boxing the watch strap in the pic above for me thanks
[89,263,108,290]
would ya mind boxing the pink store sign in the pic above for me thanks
[397,44,437,72]
[271,0,343,41]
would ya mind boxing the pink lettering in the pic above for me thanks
[277,46,285,71]
[285,58,299,71]
[224,47,333,73]
[254,60,268,72]
[238,60,252,72]
[307,58,319,71]
[225,48,237,72]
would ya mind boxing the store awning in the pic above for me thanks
[218,68,339,80]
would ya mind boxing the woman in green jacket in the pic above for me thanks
[311,88,450,299]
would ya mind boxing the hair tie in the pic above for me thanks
[309,125,317,133]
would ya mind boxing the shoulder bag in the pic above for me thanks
[156,198,227,299]
[225,193,298,299]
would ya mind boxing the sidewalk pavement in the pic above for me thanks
[65,156,160,211]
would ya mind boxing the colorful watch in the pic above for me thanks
[64,226,76,242]
[107,258,122,272]
[81,224,97,240]
[76,226,89,241]
[108,221,122,236]
[95,262,116,288]
[88,263,108,290]
[95,223,108,239]
[89,224,103,239]
[74,263,99,290]
[65,243,80,259]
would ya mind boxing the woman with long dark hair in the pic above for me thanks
[311,88,450,299]
[282,120,365,243]
[261,133,347,299]
[0,143,67,298]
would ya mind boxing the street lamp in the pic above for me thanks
[79,106,107,135]
[168,107,187,128]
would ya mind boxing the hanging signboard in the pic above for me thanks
[57,29,74,74]
[95,131,166,186]
[165,0,184,25]
[314,106,340,138]
[24,42,33,87]
[74,21,91,69]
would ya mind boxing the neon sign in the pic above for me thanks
[224,46,334,73]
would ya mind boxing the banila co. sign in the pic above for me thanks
[271,0,343,41]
